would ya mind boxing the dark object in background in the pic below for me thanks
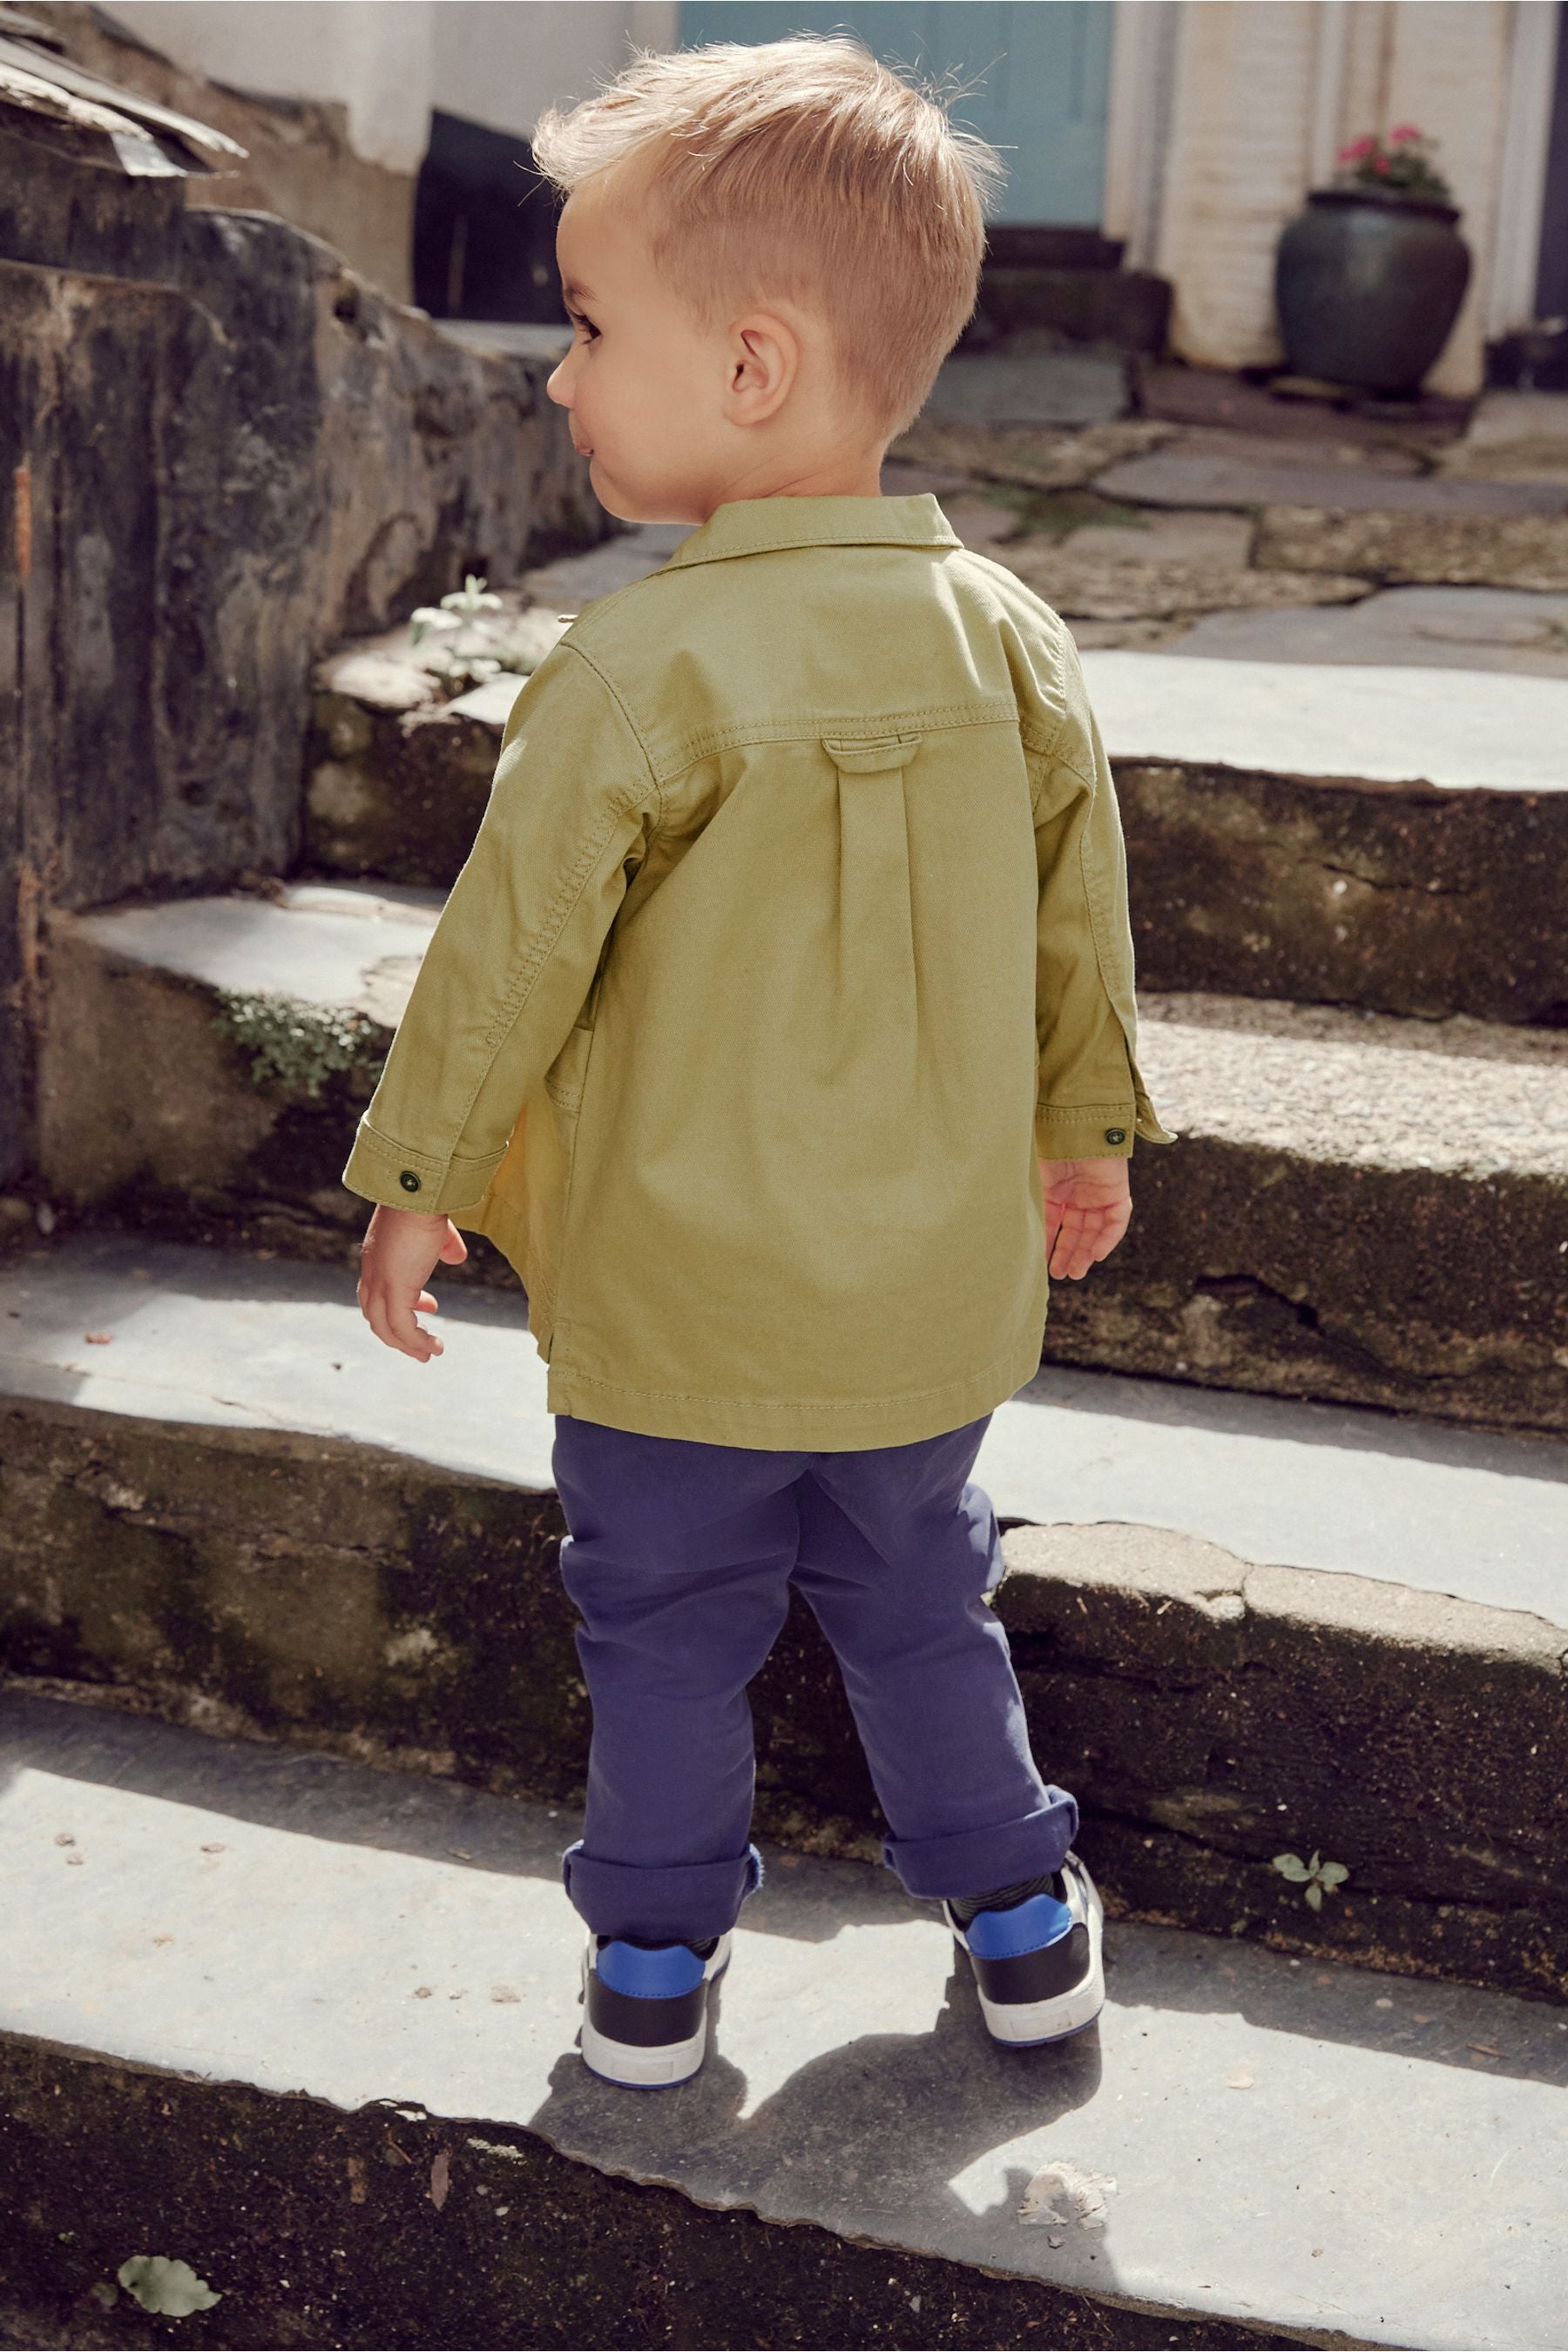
[1274,187,1471,396]
[414,108,563,321]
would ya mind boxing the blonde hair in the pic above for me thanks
[528,31,1007,444]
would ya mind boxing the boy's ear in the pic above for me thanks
[727,314,798,422]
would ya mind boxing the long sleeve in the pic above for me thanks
[341,643,661,1216]
[1030,632,1179,1161]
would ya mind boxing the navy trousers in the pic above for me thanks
[551,1411,1078,1943]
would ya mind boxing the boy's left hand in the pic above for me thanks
[357,1204,469,1361]
[1039,1156,1132,1281]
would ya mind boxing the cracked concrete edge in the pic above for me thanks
[997,1517,1568,1674]
[0,2043,1319,2352]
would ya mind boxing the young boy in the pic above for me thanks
[347,32,1176,2088]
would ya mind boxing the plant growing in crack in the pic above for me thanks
[212,991,382,1101]
[1273,1848,1350,1909]
[409,573,540,695]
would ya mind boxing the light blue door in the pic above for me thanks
[673,3,1112,225]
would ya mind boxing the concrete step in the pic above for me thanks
[33,887,1568,1432]
[3,1233,1565,2004]
[1,1686,1563,2351]
[1084,649,1568,1026]
[301,527,1566,1023]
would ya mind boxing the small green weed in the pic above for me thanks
[212,990,382,1101]
[1273,1848,1350,1910]
[978,483,1153,541]
[409,573,540,695]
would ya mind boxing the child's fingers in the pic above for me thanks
[1047,1198,1130,1281]
[1047,1206,1092,1280]
[361,1283,443,1361]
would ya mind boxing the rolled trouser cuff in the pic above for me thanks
[882,1787,1078,1901]
[561,1838,765,1942]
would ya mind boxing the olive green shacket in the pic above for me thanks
[341,491,1178,1450]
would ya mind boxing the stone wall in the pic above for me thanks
[0,121,607,1186]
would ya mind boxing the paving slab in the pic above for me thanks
[990,539,1369,622]
[1167,585,1568,677]
[1436,389,1568,482]
[1,1690,1563,2352]
[1257,505,1568,592]
[1093,450,1568,517]
[3,1236,1564,2001]
[888,415,1177,491]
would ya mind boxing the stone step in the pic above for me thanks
[33,889,1568,1432]
[1084,648,1568,1026]
[301,542,1568,1023]
[3,1233,1565,2004]
[1,1685,1562,2351]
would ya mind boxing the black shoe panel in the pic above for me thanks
[969,1921,1091,2007]
[586,1979,706,2048]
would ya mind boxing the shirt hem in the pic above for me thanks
[542,1317,1048,1452]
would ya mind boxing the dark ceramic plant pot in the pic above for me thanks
[1274,186,1471,394]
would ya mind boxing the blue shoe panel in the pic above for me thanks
[963,1892,1074,1958]
[595,1939,706,1998]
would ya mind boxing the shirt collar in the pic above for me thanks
[658,491,963,571]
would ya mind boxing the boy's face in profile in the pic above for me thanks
[545,169,883,522]
[546,178,726,525]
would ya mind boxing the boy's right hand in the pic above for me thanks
[356,1202,469,1361]
[1039,1156,1132,1281]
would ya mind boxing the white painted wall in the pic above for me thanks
[105,0,679,166]
[429,1,677,144]
[105,0,436,170]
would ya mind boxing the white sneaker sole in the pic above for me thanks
[578,1930,732,2086]
[959,1859,1105,2047]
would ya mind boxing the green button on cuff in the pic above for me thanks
[1104,1127,1127,1146]
[399,1170,422,1193]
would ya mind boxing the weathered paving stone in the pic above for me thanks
[985,539,1370,621]
[8,1690,1563,2352]
[1168,584,1568,677]
[1256,504,1568,591]
[1435,388,1568,482]
[886,415,1178,492]
[1095,449,1568,517]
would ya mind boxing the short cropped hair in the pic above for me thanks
[528,31,1007,444]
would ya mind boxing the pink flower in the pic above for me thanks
[1373,154,1390,173]
[1337,135,1375,162]
[1389,124,1423,145]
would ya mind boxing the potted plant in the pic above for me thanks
[1274,126,1471,395]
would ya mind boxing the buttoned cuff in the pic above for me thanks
[1035,1099,1137,1159]
[341,1116,505,1215]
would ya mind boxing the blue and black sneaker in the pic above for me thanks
[578,1929,732,2086]
[943,1849,1105,2046]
